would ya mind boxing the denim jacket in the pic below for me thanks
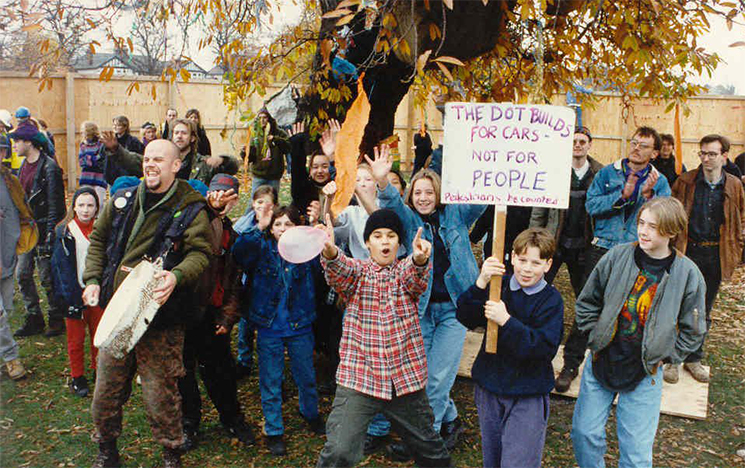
[378,183,486,314]
[232,227,317,330]
[586,160,671,250]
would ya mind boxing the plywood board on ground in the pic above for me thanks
[457,332,709,420]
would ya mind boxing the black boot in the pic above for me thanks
[163,446,182,468]
[224,419,255,447]
[554,366,578,393]
[44,318,66,337]
[91,440,120,468]
[14,314,45,337]
[440,417,464,451]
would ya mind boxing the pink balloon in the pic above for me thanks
[278,226,328,263]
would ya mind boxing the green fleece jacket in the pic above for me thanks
[83,179,212,292]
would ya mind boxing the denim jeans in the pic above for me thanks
[420,301,467,432]
[257,330,319,436]
[1,275,14,313]
[317,386,450,467]
[0,308,19,362]
[250,177,280,199]
[237,317,254,369]
[474,384,549,468]
[16,249,64,321]
[571,358,662,468]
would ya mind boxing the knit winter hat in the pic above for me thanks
[363,209,403,242]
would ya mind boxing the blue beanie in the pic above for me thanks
[110,176,141,195]
[187,179,209,197]
[15,107,30,119]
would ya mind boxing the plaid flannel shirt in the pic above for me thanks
[322,251,431,400]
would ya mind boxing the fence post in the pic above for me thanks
[66,72,76,193]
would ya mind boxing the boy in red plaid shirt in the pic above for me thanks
[316,209,451,467]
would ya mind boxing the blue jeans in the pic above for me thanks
[250,177,280,199]
[237,317,254,369]
[420,301,466,432]
[474,384,549,468]
[571,358,662,468]
[257,330,319,436]
[366,413,390,437]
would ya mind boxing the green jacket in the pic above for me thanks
[84,180,212,294]
[249,128,289,180]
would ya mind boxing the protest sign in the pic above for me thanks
[440,102,575,352]
[440,102,575,209]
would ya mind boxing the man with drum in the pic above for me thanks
[82,139,213,468]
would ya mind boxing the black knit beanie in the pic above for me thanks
[73,186,100,214]
[364,209,404,242]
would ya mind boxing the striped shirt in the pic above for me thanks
[322,252,430,400]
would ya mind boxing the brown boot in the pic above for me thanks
[5,359,27,381]
[684,362,710,383]
[163,447,182,468]
[554,366,578,393]
[663,364,679,384]
[91,440,120,468]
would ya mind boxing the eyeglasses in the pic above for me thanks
[629,140,653,150]
[698,151,721,159]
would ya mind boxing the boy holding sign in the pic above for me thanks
[456,228,564,468]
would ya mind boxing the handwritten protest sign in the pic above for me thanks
[440,102,574,209]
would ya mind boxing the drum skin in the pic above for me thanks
[94,259,162,359]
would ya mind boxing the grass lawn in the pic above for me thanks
[2,175,744,467]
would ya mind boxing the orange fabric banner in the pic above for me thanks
[674,103,683,175]
[330,75,371,217]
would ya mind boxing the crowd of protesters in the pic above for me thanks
[1,102,744,468]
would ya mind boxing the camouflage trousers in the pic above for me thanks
[91,325,186,449]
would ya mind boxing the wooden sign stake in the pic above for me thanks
[485,205,507,354]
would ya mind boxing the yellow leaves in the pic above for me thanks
[98,67,114,82]
[151,84,157,100]
[382,13,397,28]
[323,8,352,19]
[433,56,465,66]
[321,38,333,68]
[338,0,362,8]
[336,14,355,26]
[443,0,453,10]
[126,82,140,96]
[429,23,441,41]
[395,39,411,59]
[435,62,453,81]
[417,50,432,74]
[729,41,745,48]
[180,68,191,82]
[21,23,41,33]
[622,34,638,51]
[127,37,133,52]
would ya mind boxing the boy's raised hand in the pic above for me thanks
[364,144,392,189]
[484,300,511,326]
[412,227,432,266]
[317,213,338,259]
[320,119,340,158]
[476,256,506,289]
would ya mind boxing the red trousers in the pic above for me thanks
[65,306,104,378]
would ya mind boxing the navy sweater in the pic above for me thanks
[456,277,564,396]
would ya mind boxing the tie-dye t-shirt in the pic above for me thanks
[592,246,675,392]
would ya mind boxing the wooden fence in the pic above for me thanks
[1,70,743,192]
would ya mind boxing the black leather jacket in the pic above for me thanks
[23,153,65,243]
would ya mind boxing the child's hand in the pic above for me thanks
[322,181,337,197]
[364,144,392,189]
[317,213,338,259]
[307,200,321,225]
[257,207,272,231]
[484,300,510,326]
[476,256,506,289]
[412,227,432,266]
